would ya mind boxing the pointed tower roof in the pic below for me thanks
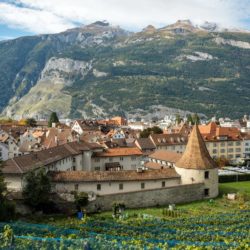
[175,125,217,170]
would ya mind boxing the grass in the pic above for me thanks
[21,181,250,225]
[219,181,250,195]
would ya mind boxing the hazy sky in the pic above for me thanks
[0,0,250,40]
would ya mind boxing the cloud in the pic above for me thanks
[0,0,249,34]
[0,2,75,34]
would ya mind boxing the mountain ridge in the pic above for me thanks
[0,20,250,120]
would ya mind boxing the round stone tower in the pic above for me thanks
[174,125,218,198]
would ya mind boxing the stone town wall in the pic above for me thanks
[86,183,204,212]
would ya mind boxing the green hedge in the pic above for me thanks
[219,174,250,183]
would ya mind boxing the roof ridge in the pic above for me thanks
[12,158,23,174]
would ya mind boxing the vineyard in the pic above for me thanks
[0,210,249,249]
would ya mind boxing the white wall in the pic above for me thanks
[4,174,23,191]
[0,143,9,161]
[91,155,142,171]
[174,166,218,198]
[54,177,180,195]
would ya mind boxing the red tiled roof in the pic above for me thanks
[150,134,188,146]
[3,141,103,175]
[94,147,142,157]
[149,150,182,163]
[199,122,242,141]
[51,168,180,182]
[176,125,217,170]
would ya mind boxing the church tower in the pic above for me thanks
[175,125,218,198]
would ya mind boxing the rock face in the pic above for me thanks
[214,37,250,49]
[3,57,92,119]
[177,52,216,62]
[41,57,92,85]
[0,21,250,119]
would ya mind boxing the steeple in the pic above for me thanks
[175,124,217,170]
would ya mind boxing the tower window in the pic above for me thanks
[119,183,123,190]
[205,171,209,179]
[162,181,165,188]
[204,188,209,196]
[97,184,101,190]
[141,183,145,189]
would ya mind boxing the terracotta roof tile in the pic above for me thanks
[3,141,103,174]
[136,138,156,150]
[94,147,142,157]
[149,150,182,163]
[51,168,180,182]
[176,125,217,170]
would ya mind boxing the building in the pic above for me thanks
[146,150,182,169]
[71,120,99,135]
[91,148,143,171]
[3,141,103,191]
[134,138,156,154]
[149,133,187,153]
[3,125,218,210]
[175,125,218,198]
[52,169,180,195]
[0,143,8,161]
[199,122,243,160]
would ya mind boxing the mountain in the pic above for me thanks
[0,20,250,120]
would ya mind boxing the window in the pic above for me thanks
[97,184,101,190]
[141,183,145,189]
[236,148,241,152]
[120,157,124,161]
[95,158,100,162]
[228,148,234,153]
[72,166,76,171]
[228,142,233,146]
[212,149,217,154]
[236,141,241,146]
[204,188,209,196]
[94,167,100,171]
[220,149,225,153]
[119,183,123,190]
[74,184,78,191]
[220,142,225,147]
[131,156,136,161]
[162,181,165,188]
[72,157,76,162]
[205,171,209,179]
[213,143,217,147]
[109,157,113,162]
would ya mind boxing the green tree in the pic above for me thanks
[25,118,37,127]
[74,192,89,211]
[0,161,7,203]
[140,126,163,138]
[23,169,51,210]
[186,113,200,125]
[0,161,15,221]
[48,112,59,127]
[186,114,193,125]
[175,114,182,124]
[192,113,200,125]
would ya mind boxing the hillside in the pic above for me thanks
[0,20,250,119]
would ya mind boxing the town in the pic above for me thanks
[1,113,250,208]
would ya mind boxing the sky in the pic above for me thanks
[0,0,250,40]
